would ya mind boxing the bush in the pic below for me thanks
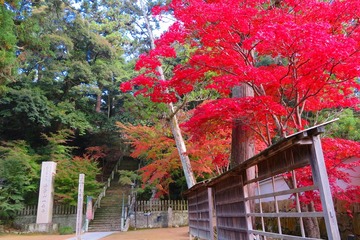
[59,226,73,235]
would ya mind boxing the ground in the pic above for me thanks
[0,227,190,240]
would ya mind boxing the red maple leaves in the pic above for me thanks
[121,0,360,135]
[293,138,360,211]
[120,0,360,202]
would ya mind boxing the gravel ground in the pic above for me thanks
[0,227,190,240]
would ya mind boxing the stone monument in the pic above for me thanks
[26,161,58,233]
[76,174,85,240]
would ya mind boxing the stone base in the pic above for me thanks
[25,223,58,233]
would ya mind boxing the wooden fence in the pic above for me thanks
[135,200,188,212]
[17,205,85,216]
[185,122,341,240]
[188,185,213,240]
[17,200,187,216]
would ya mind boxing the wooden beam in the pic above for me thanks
[309,135,340,239]
[247,212,324,218]
[249,230,322,240]
[207,187,214,240]
[245,185,317,200]
[242,175,253,240]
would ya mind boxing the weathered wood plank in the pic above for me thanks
[249,229,322,240]
[310,135,341,240]
[245,185,317,200]
[247,212,323,218]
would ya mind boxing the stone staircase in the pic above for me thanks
[87,157,139,232]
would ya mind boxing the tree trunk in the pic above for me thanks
[230,84,255,166]
[140,0,196,188]
[96,93,101,113]
[285,174,321,238]
[169,103,196,188]
[301,202,321,238]
[230,84,256,226]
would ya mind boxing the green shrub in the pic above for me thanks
[59,226,73,235]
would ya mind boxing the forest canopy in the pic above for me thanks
[0,0,359,223]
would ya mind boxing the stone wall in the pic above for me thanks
[129,209,188,229]
[14,210,188,231]
[13,214,85,232]
[335,200,360,239]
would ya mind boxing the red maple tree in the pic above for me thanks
[117,120,231,197]
[121,0,360,206]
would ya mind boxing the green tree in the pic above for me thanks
[0,0,165,210]
[326,109,360,141]
[0,3,17,92]
[0,141,39,219]
[0,88,53,141]
[40,130,102,205]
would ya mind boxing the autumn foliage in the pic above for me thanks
[121,0,360,204]
[286,138,360,211]
[117,121,230,196]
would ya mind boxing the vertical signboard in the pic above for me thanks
[76,174,85,240]
[36,162,57,224]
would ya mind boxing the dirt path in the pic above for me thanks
[0,227,190,240]
[103,227,189,240]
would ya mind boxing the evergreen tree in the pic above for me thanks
[0,3,17,92]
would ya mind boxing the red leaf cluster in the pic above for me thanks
[122,0,360,135]
[292,138,360,211]
[121,0,360,204]
[117,121,232,196]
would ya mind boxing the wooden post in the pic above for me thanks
[207,188,214,240]
[121,193,125,231]
[310,135,340,239]
[243,175,253,240]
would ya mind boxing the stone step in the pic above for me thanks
[88,227,121,232]
[100,198,125,202]
[93,213,121,218]
[88,229,121,232]
[91,218,121,222]
[93,212,121,215]
[90,211,121,219]
[97,201,123,205]
[88,157,139,232]
[99,201,128,206]
[95,205,120,209]
[90,220,121,225]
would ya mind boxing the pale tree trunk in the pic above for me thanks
[140,0,196,188]
[169,103,197,188]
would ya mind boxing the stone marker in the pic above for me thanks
[36,161,57,224]
[26,161,58,233]
[76,174,85,240]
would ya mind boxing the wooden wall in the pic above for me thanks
[213,176,248,240]
[188,185,213,240]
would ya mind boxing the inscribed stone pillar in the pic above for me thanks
[36,161,57,224]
